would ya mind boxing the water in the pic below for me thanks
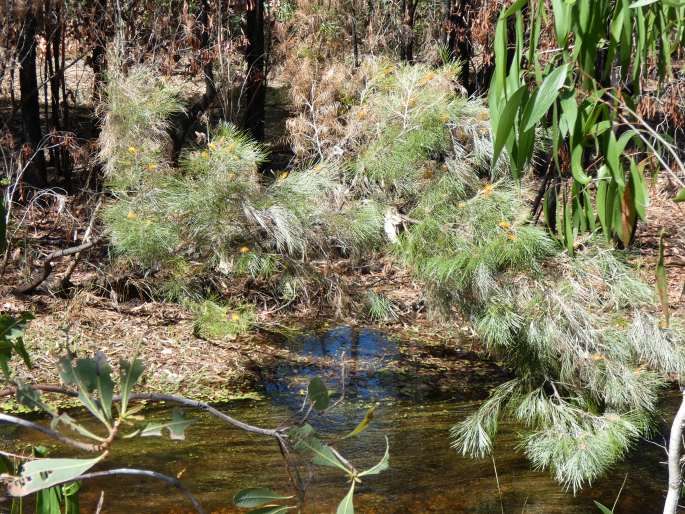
[0,327,673,513]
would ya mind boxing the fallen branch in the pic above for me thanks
[13,237,102,295]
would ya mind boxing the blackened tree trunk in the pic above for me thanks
[400,0,418,63]
[243,0,266,142]
[442,0,472,91]
[17,3,47,189]
[91,0,108,103]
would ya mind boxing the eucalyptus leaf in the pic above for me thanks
[358,436,390,477]
[341,405,377,440]
[336,482,355,514]
[7,457,101,497]
[233,488,293,508]
[140,408,193,440]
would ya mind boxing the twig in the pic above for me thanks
[95,491,105,514]
[60,468,206,514]
[56,198,102,289]
[0,412,100,452]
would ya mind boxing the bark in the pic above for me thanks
[243,0,266,141]
[664,388,685,514]
[400,0,418,63]
[171,0,216,157]
[17,2,47,188]
[442,0,472,91]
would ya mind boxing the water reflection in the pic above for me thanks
[0,327,672,513]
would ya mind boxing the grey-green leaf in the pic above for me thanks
[233,488,294,508]
[336,482,355,514]
[359,436,390,477]
[7,457,102,497]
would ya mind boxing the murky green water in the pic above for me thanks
[1,327,674,513]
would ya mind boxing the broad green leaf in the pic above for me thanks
[502,0,527,17]
[7,457,101,497]
[563,199,574,256]
[233,488,294,509]
[674,188,685,202]
[336,483,355,514]
[629,0,658,7]
[307,376,330,411]
[358,436,390,477]
[141,408,193,440]
[551,0,572,46]
[570,142,591,185]
[492,85,527,171]
[521,64,569,131]
[656,230,669,328]
[341,405,376,440]
[119,357,144,415]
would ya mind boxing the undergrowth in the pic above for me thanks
[98,60,685,491]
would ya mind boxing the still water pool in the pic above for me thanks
[1,327,673,513]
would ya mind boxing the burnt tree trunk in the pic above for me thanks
[400,0,418,63]
[17,2,47,188]
[442,0,472,91]
[243,0,266,142]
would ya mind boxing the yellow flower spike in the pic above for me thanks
[440,113,450,123]
[356,108,367,120]
[231,312,241,322]
[591,353,605,361]
[228,172,237,180]
[482,183,494,197]
[208,142,217,151]
[507,232,517,241]
[498,220,511,230]
[441,163,448,171]
[239,246,250,254]
[476,111,490,121]
[201,150,209,159]
[127,146,138,155]
[127,211,138,220]
[407,96,417,108]
[146,163,158,172]
[313,164,322,173]
[457,202,466,209]
[278,170,289,180]
[226,142,237,153]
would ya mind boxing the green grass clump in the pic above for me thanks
[191,300,256,340]
[365,291,399,322]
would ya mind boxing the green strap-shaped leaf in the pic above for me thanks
[674,188,685,202]
[492,85,527,172]
[521,64,569,132]
[336,483,355,514]
[233,488,294,509]
[629,159,648,220]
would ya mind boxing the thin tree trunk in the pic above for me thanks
[243,0,266,141]
[17,2,47,189]
[665,389,685,514]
